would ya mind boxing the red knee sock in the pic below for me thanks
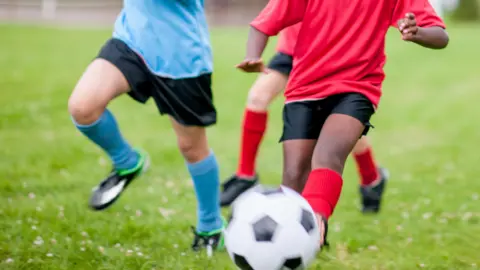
[302,168,343,219]
[236,109,268,178]
[354,147,379,186]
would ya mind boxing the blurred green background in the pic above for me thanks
[0,1,479,269]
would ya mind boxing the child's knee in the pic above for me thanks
[177,132,210,163]
[246,89,272,111]
[283,164,310,193]
[68,94,104,125]
[246,77,283,111]
[312,151,344,174]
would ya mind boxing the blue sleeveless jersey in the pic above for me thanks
[113,0,213,79]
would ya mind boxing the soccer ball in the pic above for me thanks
[224,185,321,270]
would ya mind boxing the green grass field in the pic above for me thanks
[0,23,480,270]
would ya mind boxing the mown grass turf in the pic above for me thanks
[0,24,479,269]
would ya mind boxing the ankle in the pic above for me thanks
[236,174,257,181]
[363,177,381,187]
[315,213,328,246]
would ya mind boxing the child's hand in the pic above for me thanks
[236,59,266,73]
[398,13,418,41]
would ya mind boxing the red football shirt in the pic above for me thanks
[276,23,301,56]
[251,0,445,107]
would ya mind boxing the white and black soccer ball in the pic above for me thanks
[224,185,321,270]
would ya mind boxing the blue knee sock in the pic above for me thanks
[187,152,222,233]
[73,109,139,171]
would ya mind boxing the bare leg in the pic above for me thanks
[352,136,371,155]
[246,71,288,112]
[352,136,381,186]
[282,139,316,193]
[170,117,210,163]
[68,59,130,124]
[237,71,288,178]
[312,114,365,173]
[220,71,288,207]
[170,117,223,236]
[68,59,145,210]
[352,136,389,213]
[303,114,367,245]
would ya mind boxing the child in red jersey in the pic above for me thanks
[237,0,448,246]
[221,23,389,216]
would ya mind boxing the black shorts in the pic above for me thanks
[97,38,216,127]
[267,52,293,75]
[280,93,375,142]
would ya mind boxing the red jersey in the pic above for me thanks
[276,23,301,56]
[251,0,445,107]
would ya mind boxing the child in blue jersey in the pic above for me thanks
[68,0,224,252]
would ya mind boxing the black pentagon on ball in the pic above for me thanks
[254,185,285,196]
[252,215,278,242]
[233,254,254,270]
[283,257,303,269]
[300,208,316,234]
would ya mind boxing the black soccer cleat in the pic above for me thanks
[191,220,226,257]
[89,150,150,211]
[359,167,389,213]
[220,174,258,207]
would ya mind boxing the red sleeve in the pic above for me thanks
[250,0,307,36]
[391,0,446,29]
